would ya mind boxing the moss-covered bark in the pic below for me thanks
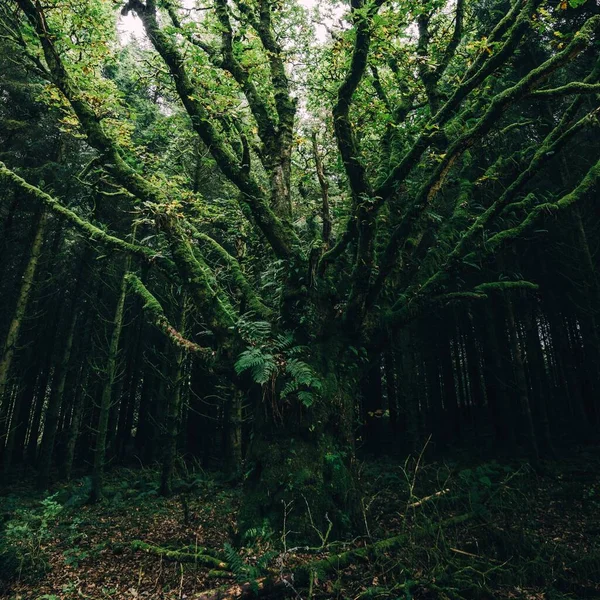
[90,264,129,502]
[0,209,47,457]
[240,341,359,540]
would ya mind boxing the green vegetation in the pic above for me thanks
[1,0,599,596]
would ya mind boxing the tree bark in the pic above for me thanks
[91,265,129,501]
[0,210,47,450]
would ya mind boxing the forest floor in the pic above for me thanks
[1,449,600,600]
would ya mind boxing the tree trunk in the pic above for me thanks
[240,342,358,541]
[37,248,91,489]
[160,303,188,495]
[223,387,243,477]
[36,309,79,489]
[504,294,539,460]
[0,210,47,449]
[91,267,128,502]
[383,350,398,435]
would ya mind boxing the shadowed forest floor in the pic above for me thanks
[2,450,600,600]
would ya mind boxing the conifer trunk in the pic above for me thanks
[223,387,243,477]
[0,210,47,450]
[504,294,539,460]
[160,303,188,496]
[91,266,128,501]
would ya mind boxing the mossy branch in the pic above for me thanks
[130,540,227,569]
[0,161,171,269]
[366,8,598,310]
[295,513,474,585]
[124,0,300,261]
[529,81,600,98]
[398,106,599,307]
[125,273,213,360]
[485,156,600,252]
[187,225,273,320]
[373,0,543,202]
[474,281,539,293]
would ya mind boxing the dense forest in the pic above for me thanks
[1,0,599,597]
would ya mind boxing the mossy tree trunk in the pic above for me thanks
[91,264,129,502]
[160,300,188,496]
[240,340,359,541]
[0,209,47,453]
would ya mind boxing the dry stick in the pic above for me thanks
[407,488,450,509]
[190,513,476,599]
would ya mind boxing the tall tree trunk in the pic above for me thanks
[160,302,188,495]
[361,357,384,453]
[504,293,539,460]
[3,360,38,471]
[116,316,144,461]
[523,305,555,457]
[36,310,79,489]
[91,266,128,502]
[37,249,91,489]
[384,349,398,434]
[0,210,47,450]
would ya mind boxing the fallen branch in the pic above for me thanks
[130,540,228,569]
[295,512,475,585]
[407,488,450,509]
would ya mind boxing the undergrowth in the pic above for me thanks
[1,452,599,599]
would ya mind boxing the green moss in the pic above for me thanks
[125,273,213,359]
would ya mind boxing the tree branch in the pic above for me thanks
[125,273,214,360]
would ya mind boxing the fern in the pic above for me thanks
[235,314,272,344]
[223,543,246,581]
[235,349,277,384]
[234,326,322,406]
[223,543,277,591]
[273,332,294,352]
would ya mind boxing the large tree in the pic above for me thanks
[0,0,599,532]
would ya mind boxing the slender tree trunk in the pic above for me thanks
[523,305,555,457]
[361,357,384,453]
[3,361,38,470]
[37,249,91,489]
[91,267,128,502]
[384,349,398,434]
[160,302,188,495]
[36,310,79,489]
[0,210,47,449]
[504,293,539,460]
[312,133,332,247]
[440,333,460,447]
[116,312,144,460]
[400,329,420,453]
[61,305,96,480]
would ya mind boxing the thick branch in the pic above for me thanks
[373,0,544,202]
[368,15,600,307]
[311,133,332,248]
[187,224,273,319]
[125,273,213,360]
[529,81,600,98]
[213,0,277,147]
[122,0,300,260]
[485,156,600,253]
[0,161,169,268]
